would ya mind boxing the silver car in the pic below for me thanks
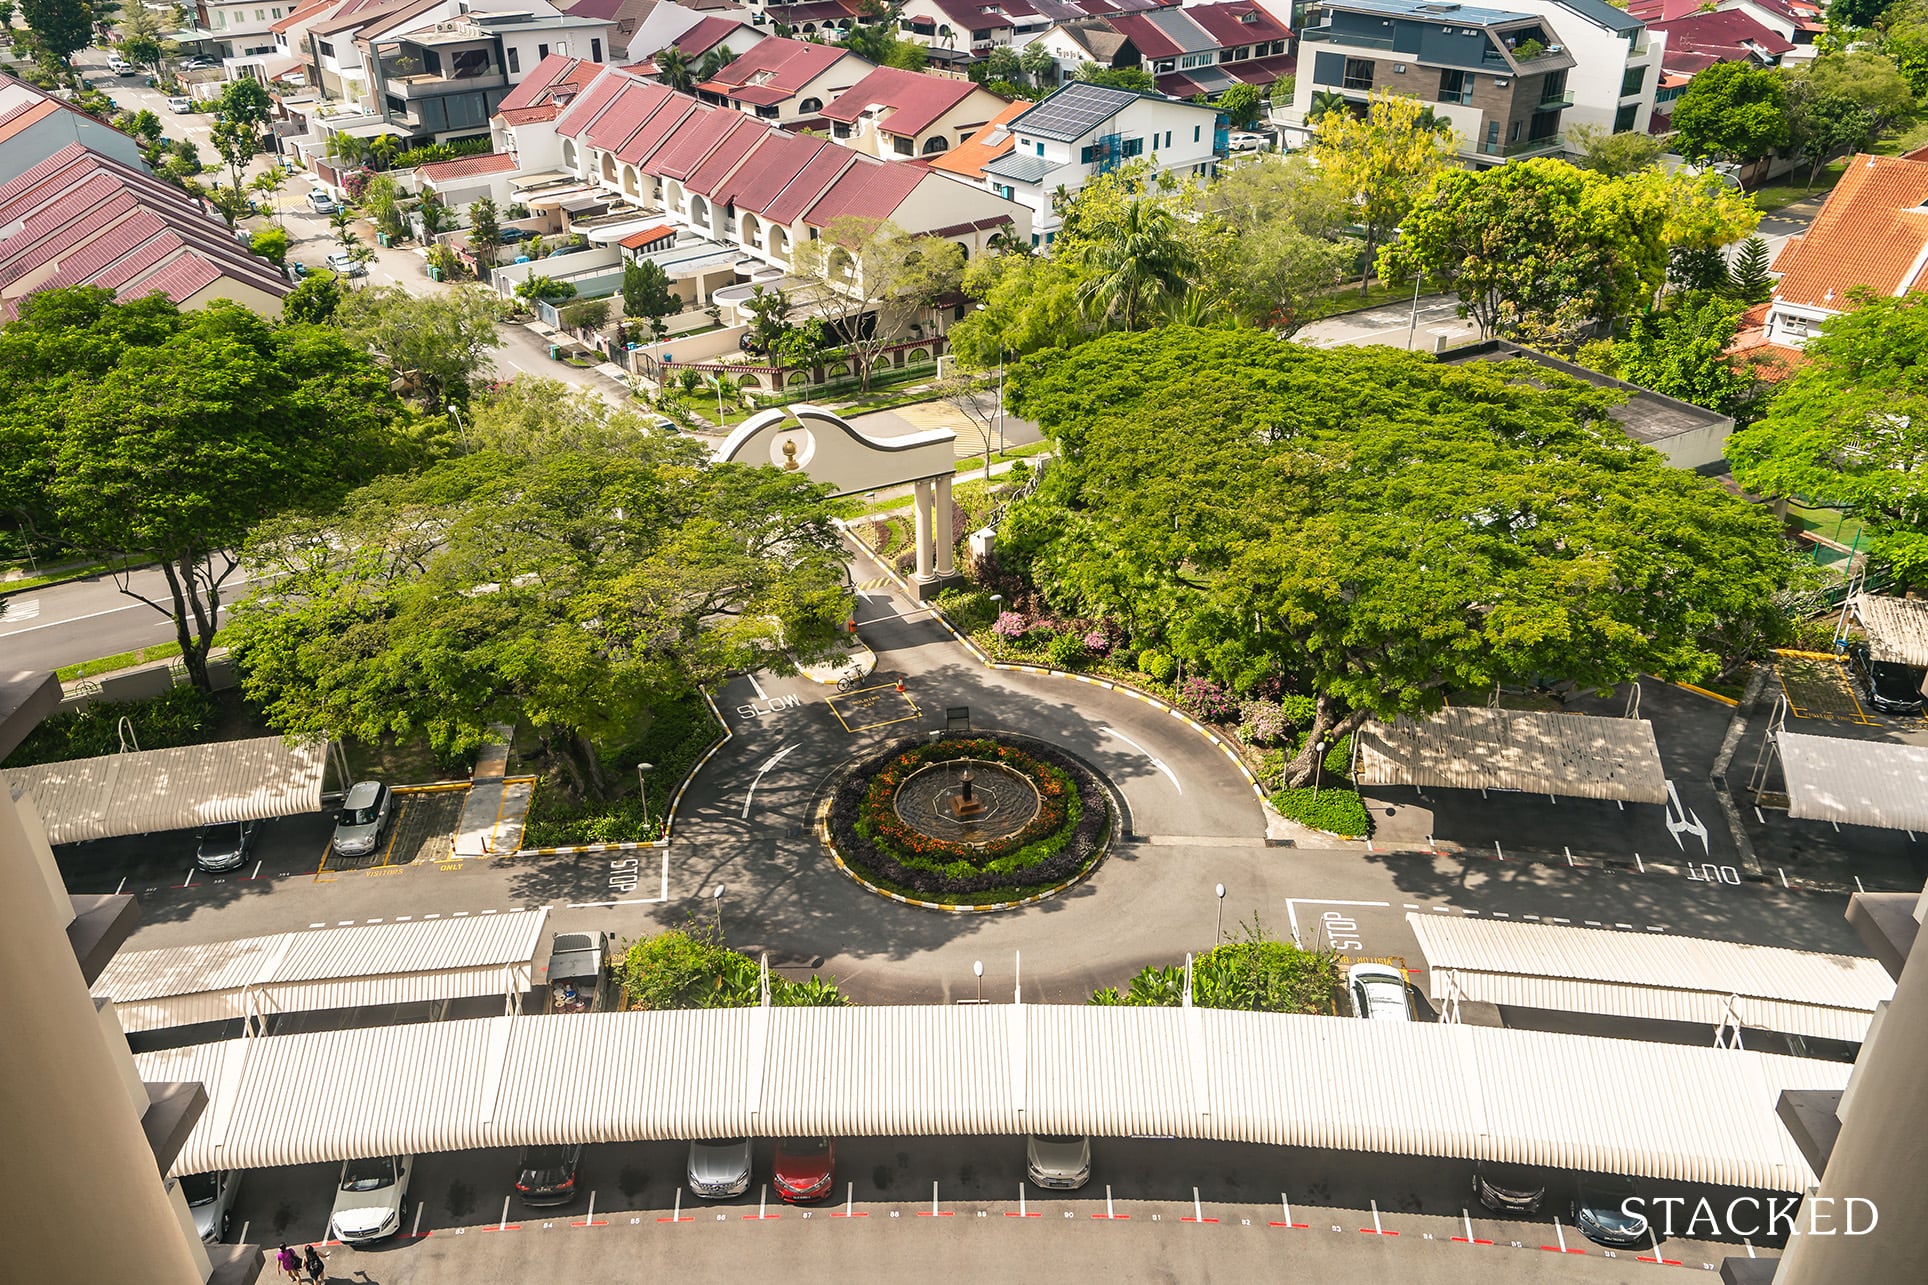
[181,1170,241,1243]
[195,819,261,872]
[329,1155,412,1244]
[331,781,393,857]
[1025,1135,1091,1190]
[687,1138,752,1199]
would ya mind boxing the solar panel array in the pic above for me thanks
[1014,81,1142,141]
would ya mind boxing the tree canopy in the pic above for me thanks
[1727,291,1928,583]
[0,288,414,689]
[331,283,501,407]
[230,418,848,799]
[1669,62,1790,163]
[1003,329,1797,782]
[1308,90,1456,295]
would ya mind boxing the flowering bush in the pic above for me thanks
[1177,676,1239,723]
[1044,631,1086,668]
[993,611,1029,640]
[1238,699,1289,747]
[1083,629,1110,654]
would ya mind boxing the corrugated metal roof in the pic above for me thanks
[6,735,328,845]
[1851,593,1928,668]
[139,1004,1843,1190]
[95,911,547,1032]
[1353,706,1668,803]
[1408,914,1892,1043]
[1779,729,1928,833]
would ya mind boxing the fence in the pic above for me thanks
[631,334,947,396]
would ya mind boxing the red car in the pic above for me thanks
[772,1137,835,1203]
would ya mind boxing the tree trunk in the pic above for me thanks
[547,727,612,802]
[156,556,217,692]
[1279,695,1368,788]
[1359,232,1376,298]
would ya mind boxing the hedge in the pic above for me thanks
[2,687,219,768]
[1269,784,1372,838]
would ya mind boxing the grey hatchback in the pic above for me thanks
[195,819,262,872]
[331,781,393,857]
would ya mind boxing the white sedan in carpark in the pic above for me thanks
[329,1156,413,1244]
[1347,962,1413,1022]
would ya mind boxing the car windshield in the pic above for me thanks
[338,800,380,826]
[519,1146,573,1171]
[780,1138,829,1156]
[1037,1135,1082,1146]
[696,1138,747,1150]
[341,1158,396,1192]
[180,1173,219,1206]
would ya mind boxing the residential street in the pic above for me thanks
[0,563,263,675]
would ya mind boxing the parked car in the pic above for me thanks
[166,95,193,113]
[686,1138,752,1199]
[330,780,392,856]
[325,250,368,278]
[513,1144,582,1207]
[181,1170,241,1243]
[545,932,607,1013]
[194,819,261,873]
[180,57,212,69]
[1573,1173,1649,1248]
[497,226,530,243]
[106,54,132,75]
[328,1156,412,1244]
[306,189,337,214]
[1845,641,1925,715]
[1227,130,1268,152]
[772,1137,835,1203]
[1347,962,1413,1022]
[1024,1135,1091,1190]
[1473,1162,1546,1215]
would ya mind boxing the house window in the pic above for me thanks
[1485,120,1499,148]
[1614,102,1639,131]
[1539,68,1567,106]
[995,182,1014,199]
[1508,118,1522,142]
[1193,124,1200,141]
[1162,130,1171,147]
[1620,64,1646,97]
[1439,68,1471,105]
[800,96,823,112]
[539,43,550,59]
[1122,137,1143,157]
[1035,141,1044,155]
[318,39,334,56]
[1178,51,1213,69]
[893,135,913,155]
[757,104,779,117]
[834,121,854,138]
[1155,59,1174,72]
[591,37,602,61]
[1342,57,1373,91]
[1080,143,1095,162]
[507,47,520,73]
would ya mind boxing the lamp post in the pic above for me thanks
[973,959,983,1003]
[1214,882,1226,942]
[636,760,654,833]
[1313,740,1328,804]
[711,884,725,940]
[446,401,469,450]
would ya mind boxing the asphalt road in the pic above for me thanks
[0,563,270,675]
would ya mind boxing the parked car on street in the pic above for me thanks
[1845,641,1925,715]
[194,819,261,872]
[106,54,131,75]
[1347,962,1413,1022]
[513,1145,582,1206]
[325,250,368,278]
[181,1170,241,1243]
[328,1156,412,1244]
[687,1138,752,1199]
[772,1137,835,1203]
[307,189,337,214]
[166,95,193,113]
[1024,1135,1091,1190]
[1573,1173,1649,1248]
[1227,130,1268,151]
[180,57,212,69]
[1473,1162,1546,1215]
[330,780,392,856]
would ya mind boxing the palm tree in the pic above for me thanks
[707,371,743,419]
[695,46,730,83]
[368,132,399,171]
[250,165,286,225]
[1306,90,1347,123]
[1073,197,1195,331]
[656,47,694,94]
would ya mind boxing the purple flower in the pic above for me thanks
[993,611,1029,639]
[1082,629,1110,653]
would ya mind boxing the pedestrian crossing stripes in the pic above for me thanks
[2,596,39,621]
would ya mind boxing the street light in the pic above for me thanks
[973,959,984,1004]
[1214,883,1226,942]
[446,401,469,450]
[1313,740,1328,804]
[711,884,725,939]
[636,760,654,832]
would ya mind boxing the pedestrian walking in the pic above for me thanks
[303,1244,326,1283]
[275,1244,301,1281]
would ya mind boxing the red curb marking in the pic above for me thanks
[1360,1229,1399,1235]
[1005,1212,1041,1218]
[1270,1222,1309,1229]
[742,1214,781,1221]
[480,1225,521,1232]
[569,1220,607,1227]
[1452,1236,1493,1245]
[916,1212,954,1217]
[1092,1214,1132,1220]
[656,1216,693,1223]
[1181,1218,1219,1224]
[1637,1256,1682,1266]
[1541,1247,1585,1254]
[829,1212,869,1218]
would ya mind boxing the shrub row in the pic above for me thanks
[3,687,219,768]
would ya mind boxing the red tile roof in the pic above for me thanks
[1184,0,1291,46]
[585,79,680,152]
[760,140,861,225]
[0,96,60,144]
[1651,9,1793,65]
[417,151,520,181]
[704,37,852,97]
[1104,11,1180,57]
[615,94,700,164]
[551,63,637,136]
[685,114,767,193]
[618,223,677,248]
[648,107,743,180]
[1771,153,1928,313]
[821,66,982,138]
[712,131,843,214]
[801,154,925,226]
[672,14,754,57]
[268,0,327,33]
[496,53,597,114]
[497,104,562,125]
[928,98,1029,179]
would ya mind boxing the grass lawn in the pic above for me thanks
[2,556,139,594]
[1316,276,1414,317]
[56,639,192,682]
[1752,162,1846,213]
[1785,500,1866,552]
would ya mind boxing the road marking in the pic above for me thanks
[1101,726,1181,793]
[337,920,354,926]
[114,876,126,895]
[747,672,768,700]
[4,596,40,620]
[1284,898,1389,948]
[0,596,231,638]
[309,922,325,928]
[742,743,800,818]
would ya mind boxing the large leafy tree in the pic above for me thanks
[332,283,502,407]
[209,77,273,200]
[1308,90,1455,296]
[1670,62,1790,163]
[1004,329,1797,784]
[1192,155,1359,334]
[621,256,680,340]
[1579,292,1762,422]
[0,289,412,690]
[230,422,848,800]
[19,0,93,65]
[1728,291,1928,583]
[1565,122,1664,177]
[1784,88,1876,190]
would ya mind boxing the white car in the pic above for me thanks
[325,250,369,278]
[166,95,194,114]
[329,1156,413,1244]
[306,189,337,214]
[1227,131,1268,152]
[686,1138,752,1199]
[1347,962,1413,1022]
[106,54,131,75]
[1025,1135,1091,1190]
[181,1170,241,1243]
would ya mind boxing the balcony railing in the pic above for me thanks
[1473,132,1564,159]
[1299,28,1395,49]
[1538,87,1574,107]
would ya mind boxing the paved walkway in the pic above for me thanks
[455,725,533,857]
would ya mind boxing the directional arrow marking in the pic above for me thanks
[742,743,799,819]
[1664,779,1711,856]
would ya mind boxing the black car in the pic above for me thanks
[514,1144,582,1206]
[1573,1173,1650,1248]
[1473,1162,1546,1214]
[1845,642,1925,715]
[195,819,262,873]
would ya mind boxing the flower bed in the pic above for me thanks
[827,735,1111,903]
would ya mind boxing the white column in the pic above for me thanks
[912,479,935,581]
[933,473,956,577]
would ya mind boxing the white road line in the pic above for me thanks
[4,596,40,619]
[367,918,383,924]
[249,860,262,880]
[747,672,768,701]
[309,923,326,928]
[337,920,354,925]
[1552,917,1571,923]
[481,908,497,914]
[1585,920,1602,926]
[1616,922,1633,929]
[396,915,411,921]
[1284,897,1390,947]
[182,866,195,888]
[742,743,800,819]
[1101,726,1181,793]
[453,911,469,917]
[425,913,441,919]
[114,876,127,895]
[0,596,231,638]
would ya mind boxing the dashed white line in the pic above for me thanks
[1552,917,1571,924]
[481,908,497,914]
[1522,914,1540,921]
[338,920,355,926]
[1646,926,1665,932]
[396,915,411,921]
[1431,906,1450,912]
[367,918,383,924]
[1615,922,1633,929]
[453,911,470,917]
[1585,920,1602,927]
[309,922,326,928]
[1403,904,1419,910]
[424,913,441,919]
[1492,912,1508,918]
[1461,908,1478,915]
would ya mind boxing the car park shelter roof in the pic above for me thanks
[1352,707,1667,803]
[137,1003,1842,1191]
[1850,592,1928,667]
[1408,913,1892,1043]
[1777,730,1928,833]
[5,735,328,845]
[96,910,548,1033]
